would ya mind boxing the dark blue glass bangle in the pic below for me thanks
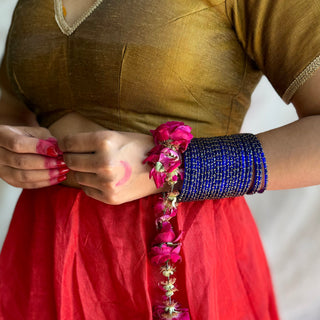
[177,134,268,202]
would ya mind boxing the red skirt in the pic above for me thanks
[0,185,279,320]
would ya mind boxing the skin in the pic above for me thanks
[62,0,98,26]
[1,69,320,201]
[36,139,60,157]
[258,69,320,190]
[59,128,162,204]
[0,90,69,188]
[116,161,132,187]
[0,0,320,202]
[1,68,320,202]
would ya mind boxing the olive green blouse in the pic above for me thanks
[1,0,320,137]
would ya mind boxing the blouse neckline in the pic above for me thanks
[54,0,104,36]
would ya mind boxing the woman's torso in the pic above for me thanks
[0,3,282,318]
[5,0,262,139]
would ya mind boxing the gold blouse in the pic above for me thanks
[1,0,320,138]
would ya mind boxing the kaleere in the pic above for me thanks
[143,121,193,320]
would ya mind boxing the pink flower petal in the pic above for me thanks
[153,222,176,244]
[150,243,182,265]
[154,199,165,215]
[153,230,175,244]
[150,121,193,151]
[150,169,166,188]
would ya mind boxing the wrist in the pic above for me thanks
[178,134,268,202]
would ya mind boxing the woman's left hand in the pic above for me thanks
[59,130,164,204]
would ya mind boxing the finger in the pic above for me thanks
[0,126,60,156]
[59,131,112,153]
[63,153,114,174]
[81,185,125,205]
[36,138,63,157]
[4,126,53,140]
[0,167,68,189]
[1,166,69,183]
[18,127,63,156]
[22,175,67,189]
[75,172,122,204]
[80,185,106,203]
[0,148,67,169]
[74,171,104,188]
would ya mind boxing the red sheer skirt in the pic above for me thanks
[0,185,279,319]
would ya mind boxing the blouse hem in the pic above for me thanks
[282,54,320,104]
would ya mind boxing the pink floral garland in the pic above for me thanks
[144,121,193,320]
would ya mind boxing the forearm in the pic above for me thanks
[179,115,320,202]
[258,115,320,190]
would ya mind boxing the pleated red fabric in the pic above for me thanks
[0,185,279,320]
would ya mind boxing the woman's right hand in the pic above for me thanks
[0,125,69,188]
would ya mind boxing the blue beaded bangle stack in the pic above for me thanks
[177,134,268,202]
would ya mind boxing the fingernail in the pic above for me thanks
[58,168,69,175]
[50,175,67,186]
[56,159,67,168]
[45,138,63,156]
[46,145,59,157]
[57,175,67,183]
[36,140,59,157]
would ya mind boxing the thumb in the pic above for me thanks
[0,125,61,157]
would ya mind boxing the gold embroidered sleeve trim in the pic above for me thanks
[282,55,320,104]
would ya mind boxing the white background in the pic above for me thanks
[0,1,320,319]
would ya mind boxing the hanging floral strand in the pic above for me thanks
[143,121,193,320]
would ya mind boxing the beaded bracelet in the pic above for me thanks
[177,134,268,202]
[143,121,193,320]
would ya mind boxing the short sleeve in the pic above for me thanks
[225,0,320,103]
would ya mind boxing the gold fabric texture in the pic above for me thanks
[1,0,320,137]
[226,0,320,103]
